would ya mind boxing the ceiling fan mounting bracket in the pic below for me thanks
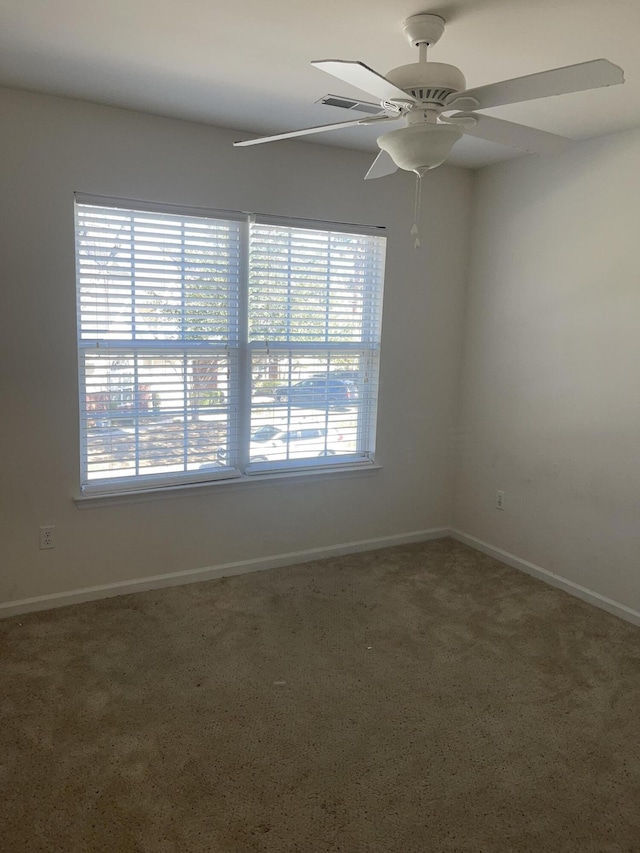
[439,113,478,130]
[444,95,481,111]
[402,14,445,48]
[381,99,413,114]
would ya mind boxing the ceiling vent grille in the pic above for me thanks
[316,94,382,115]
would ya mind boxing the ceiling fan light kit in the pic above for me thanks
[377,123,463,173]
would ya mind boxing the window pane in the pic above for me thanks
[249,225,384,344]
[82,352,233,481]
[249,351,375,466]
[76,206,240,342]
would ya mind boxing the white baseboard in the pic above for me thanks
[8,527,637,628]
[0,527,449,619]
[451,529,640,628]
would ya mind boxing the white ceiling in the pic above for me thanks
[1,0,638,168]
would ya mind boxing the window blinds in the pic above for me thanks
[75,197,386,494]
[247,222,385,474]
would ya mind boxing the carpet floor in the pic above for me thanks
[2,538,640,852]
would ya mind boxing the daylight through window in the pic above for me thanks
[75,197,386,495]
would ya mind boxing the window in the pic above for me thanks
[75,196,386,495]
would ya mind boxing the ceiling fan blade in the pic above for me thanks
[312,60,412,103]
[364,150,398,180]
[454,113,573,155]
[233,115,392,147]
[445,59,624,111]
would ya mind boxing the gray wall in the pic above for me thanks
[453,127,640,611]
[0,88,472,606]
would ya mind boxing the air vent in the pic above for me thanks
[321,95,358,109]
[406,87,456,106]
[316,94,382,115]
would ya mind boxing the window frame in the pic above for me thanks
[75,194,386,498]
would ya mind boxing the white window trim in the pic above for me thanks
[73,461,383,507]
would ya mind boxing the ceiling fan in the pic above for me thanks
[234,13,625,179]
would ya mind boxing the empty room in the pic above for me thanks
[2,1,640,850]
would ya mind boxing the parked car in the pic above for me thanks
[215,423,345,464]
[249,424,282,443]
[274,378,358,407]
[312,370,360,384]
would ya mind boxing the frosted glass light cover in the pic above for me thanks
[377,124,463,172]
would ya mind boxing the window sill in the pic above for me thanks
[74,462,382,509]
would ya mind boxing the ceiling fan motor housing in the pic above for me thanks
[385,62,466,106]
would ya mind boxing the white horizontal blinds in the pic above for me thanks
[76,202,241,491]
[249,223,384,344]
[81,352,234,483]
[76,203,385,491]
[77,204,239,342]
[247,223,385,473]
[248,352,373,473]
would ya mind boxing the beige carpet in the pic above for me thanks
[2,538,640,852]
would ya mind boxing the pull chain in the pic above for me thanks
[411,170,424,249]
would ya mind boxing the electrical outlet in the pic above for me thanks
[39,525,55,549]
[496,490,505,511]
